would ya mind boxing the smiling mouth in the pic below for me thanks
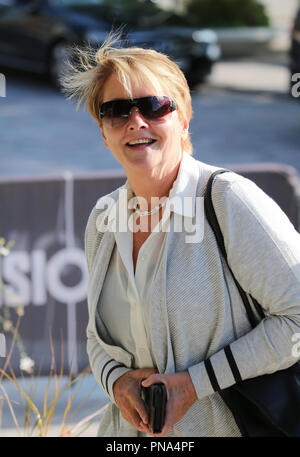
[126,139,157,148]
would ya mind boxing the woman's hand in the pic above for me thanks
[140,371,198,436]
[113,367,158,432]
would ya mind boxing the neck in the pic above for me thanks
[126,156,183,211]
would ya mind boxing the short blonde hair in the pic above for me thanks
[60,32,193,154]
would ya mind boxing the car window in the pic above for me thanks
[296,8,300,28]
[48,0,169,28]
[49,0,104,5]
[0,0,16,5]
[15,0,36,4]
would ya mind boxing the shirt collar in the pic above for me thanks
[168,152,199,218]
[107,152,199,223]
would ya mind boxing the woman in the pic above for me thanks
[61,35,300,437]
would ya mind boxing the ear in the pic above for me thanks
[181,119,189,141]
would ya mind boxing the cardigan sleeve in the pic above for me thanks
[86,321,131,404]
[85,207,131,404]
[188,175,300,399]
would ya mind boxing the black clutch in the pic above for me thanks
[141,383,167,434]
[204,169,300,437]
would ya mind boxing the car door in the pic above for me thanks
[0,0,57,72]
[0,0,22,60]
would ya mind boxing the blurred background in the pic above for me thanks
[0,0,300,437]
[0,0,300,174]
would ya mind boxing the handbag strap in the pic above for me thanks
[204,169,265,329]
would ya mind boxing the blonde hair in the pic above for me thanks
[60,32,193,154]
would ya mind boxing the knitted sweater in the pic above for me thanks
[85,154,300,437]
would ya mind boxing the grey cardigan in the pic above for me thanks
[85,154,300,437]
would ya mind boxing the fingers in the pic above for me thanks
[140,374,172,437]
[126,371,195,437]
[137,368,158,384]
[139,421,152,434]
[160,397,174,435]
[116,368,170,434]
[135,395,149,425]
[114,369,154,432]
[127,408,147,432]
[122,395,149,431]
[141,373,166,388]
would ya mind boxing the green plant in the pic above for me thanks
[184,0,270,28]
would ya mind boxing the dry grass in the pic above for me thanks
[0,237,108,437]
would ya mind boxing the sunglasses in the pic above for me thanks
[99,96,176,127]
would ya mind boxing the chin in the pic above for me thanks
[125,149,161,169]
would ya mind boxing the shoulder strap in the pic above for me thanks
[204,169,265,329]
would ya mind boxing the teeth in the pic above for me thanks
[127,139,154,146]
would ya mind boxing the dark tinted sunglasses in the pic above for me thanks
[99,96,176,127]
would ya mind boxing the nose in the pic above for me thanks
[127,107,149,130]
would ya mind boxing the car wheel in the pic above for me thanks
[48,41,69,88]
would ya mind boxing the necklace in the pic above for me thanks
[133,197,168,217]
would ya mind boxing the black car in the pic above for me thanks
[290,6,300,89]
[0,0,221,87]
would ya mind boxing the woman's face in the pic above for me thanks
[99,72,188,178]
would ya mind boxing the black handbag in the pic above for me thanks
[204,169,300,437]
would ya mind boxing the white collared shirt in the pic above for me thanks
[97,152,199,369]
